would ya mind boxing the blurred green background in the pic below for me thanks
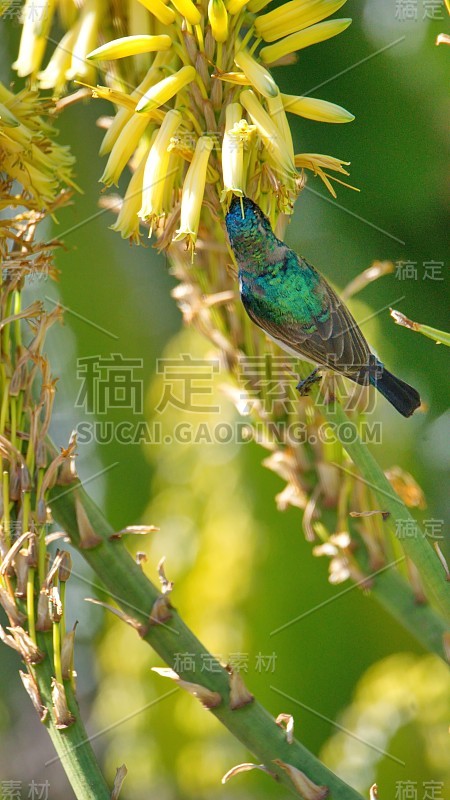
[1,2,449,798]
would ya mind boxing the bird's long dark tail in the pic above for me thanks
[369,364,421,418]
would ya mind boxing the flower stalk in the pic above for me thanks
[48,479,366,800]
[319,401,450,623]
[0,82,110,799]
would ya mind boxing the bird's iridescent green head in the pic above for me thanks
[225,196,275,266]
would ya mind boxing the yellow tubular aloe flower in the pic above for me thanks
[256,0,348,42]
[221,103,246,203]
[208,0,229,43]
[37,25,79,92]
[30,141,63,173]
[167,138,219,184]
[0,83,16,107]
[60,0,356,254]
[174,136,214,255]
[267,92,295,164]
[0,103,21,128]
[161,151,182,210]
[100,112,153,186]
[58,0,77,28]
[234,49,279,98]
[139,109,183,227]
[136,0,176,25]
[99,66,164,156]
[282,93,354,123]
[171,0,202,25]
[93,86,166,127]
[213,71,251,86]
[136,65,196,113]
[2,132,30,162]
[89,85,139,112]
[66,0,99,81]
[261,18,351,62]
[111,146,150,242]
[239,119,258,186]
[226,0,248,13]
[0,86,75,207]
[87,35,172,61]
[4,156,57,203]
[256,0,323,28]
[13,0,56,77]
[240,89,297,178]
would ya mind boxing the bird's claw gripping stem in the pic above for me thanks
[296,368,322,396]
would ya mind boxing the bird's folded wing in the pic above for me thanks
[243,281,371,377]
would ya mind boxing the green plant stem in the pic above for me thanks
[53,620,63,685]
[412,323,450,345]
[49,482,365,800]
[321,402,450,623]
[364,568,448,661]
[390,310,450,346]
[27,567,37,643]
[34,634,111,800]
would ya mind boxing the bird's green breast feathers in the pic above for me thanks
[240,250,330,333]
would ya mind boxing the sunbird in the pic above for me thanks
[225,196,421,417]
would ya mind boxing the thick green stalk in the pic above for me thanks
[363,569,448,661]
[34,635,111,800]
[49,482,365,800]
[321,402,450,623]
